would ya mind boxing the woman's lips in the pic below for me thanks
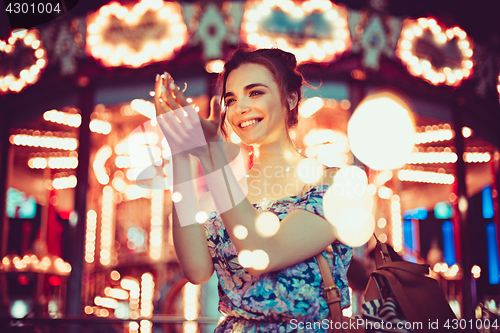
[239,118,263,130]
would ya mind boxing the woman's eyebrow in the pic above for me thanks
[244,83,269,90]
[222,83,269,99]
[223,91,235,100]
[224,83,269,100]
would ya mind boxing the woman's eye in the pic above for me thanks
[249,90,263,97]
[225,98,236,106]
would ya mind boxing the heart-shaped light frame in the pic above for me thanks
[0,29,47,94]
[86,0,188,68]
[397,17,474,86]
[241,0,350,64]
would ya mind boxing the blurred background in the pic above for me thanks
[0,0,499,332]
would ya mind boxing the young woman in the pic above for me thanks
[154,48,352,332]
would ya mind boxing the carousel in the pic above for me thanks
[0,0,499,332]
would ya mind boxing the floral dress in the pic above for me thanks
[204,184,353,332]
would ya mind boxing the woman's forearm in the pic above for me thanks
[171,152,214,284]
[197,143,336,276]
[198,143,263,252]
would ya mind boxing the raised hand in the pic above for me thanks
[153,72,222,157]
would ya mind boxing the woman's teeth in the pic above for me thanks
[240,119,261,128]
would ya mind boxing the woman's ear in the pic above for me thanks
[287,92,299,110]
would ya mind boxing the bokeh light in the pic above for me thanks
[333,208,375,247]
[297,158,324,184]
[255,212,280,238]
[348,93,415,170]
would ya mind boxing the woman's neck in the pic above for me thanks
[251,139,303,170]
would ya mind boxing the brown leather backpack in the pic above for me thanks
[364,241,457,333]
[317,239,457,333]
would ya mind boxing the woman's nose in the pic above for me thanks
[236,99,251,114]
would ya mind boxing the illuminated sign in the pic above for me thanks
[87,0,188,67]
[397,17,473,86]
[241,0,350,63]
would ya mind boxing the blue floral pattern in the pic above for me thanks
[204,185,353,332]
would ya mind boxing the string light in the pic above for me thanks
[0,29,47,93]
[391,195,403,252]
[94,296,118,309]
[43,109,82,127]
[1,254,70,275]
[183,282,200,333]
[93,145,112,185]
[463,152,491,163]
[433,262,461,279]
[140,320,152,333]
[87,1,188,67]
[408,145,490,164]
[52,174,77,190]
[241,0,350,64]
[407,149,458,164]
[120,277,140,321]
[398,168,455,184]
[10,131,78,150]
[130,99,156,119]
[100,186,114,266]
[90,119,112,135]
[414,124,454,144]
[28,153,79,169]
[28,157,47,169]
[397,18,473,86]
[140,273,154,319]
[374,170,393,187]
[85,210,97,263]
[378,186,393,199]
[105,287,128,301]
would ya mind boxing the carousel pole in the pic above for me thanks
[65,79,94,330]
[493,152,500,278]
[0,108,12,317]
[452,97,475,322]
[0,111,10,262]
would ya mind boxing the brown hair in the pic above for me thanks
[218,48,305,138]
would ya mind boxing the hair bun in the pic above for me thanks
[255,48,297,69]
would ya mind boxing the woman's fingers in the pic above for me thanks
[167,75,191,108]
[173,107,193,131]
[154,74,167,116]
[157,116,183,145]
[162,73,182,111]
[163,111,189,139]
[155,72,192,114]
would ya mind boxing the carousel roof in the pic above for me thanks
[0,0,499,42]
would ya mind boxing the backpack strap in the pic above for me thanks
[373,234,392,268]
[316,253,343,333]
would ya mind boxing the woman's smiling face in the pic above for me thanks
[224,63,289,146]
